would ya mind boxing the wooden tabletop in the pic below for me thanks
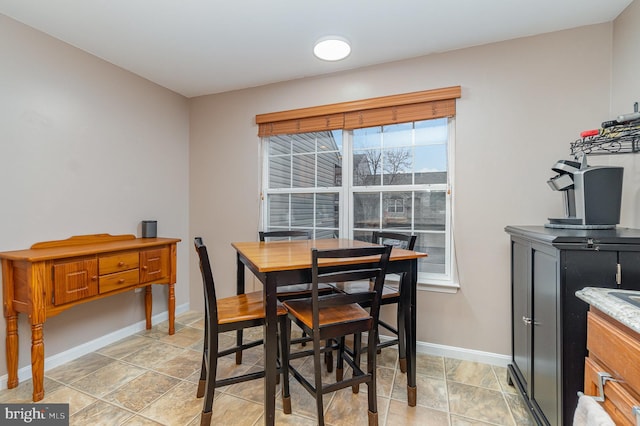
[232,238,427,273]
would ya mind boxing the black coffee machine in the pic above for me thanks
[546,155,623,229]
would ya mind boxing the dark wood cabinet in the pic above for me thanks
[505,226,640,425]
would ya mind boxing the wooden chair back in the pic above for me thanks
[372,231,416,250]
[311,245,392,336]
[194,237,218,334]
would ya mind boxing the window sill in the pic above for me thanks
[385,277,460,294]
[418,280,460,294]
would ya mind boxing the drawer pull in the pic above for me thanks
[118,279,125,284]
[118,261,125,267]
[578,371,615,402]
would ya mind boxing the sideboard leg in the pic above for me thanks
[168,283,175,335]
[5,313,19,389]
[145,286,152,330]
[31,323,44,401]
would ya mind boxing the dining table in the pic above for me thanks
[231,238,427,426]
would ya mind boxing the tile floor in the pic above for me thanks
[0,311,534,425]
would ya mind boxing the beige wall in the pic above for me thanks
[590,0,640,228]
[0,15,190,377]
[189,23,615,356]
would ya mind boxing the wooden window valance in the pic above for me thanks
[256,85,461,137]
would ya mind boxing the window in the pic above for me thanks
[257,87,460,289]
[263,132,342,240]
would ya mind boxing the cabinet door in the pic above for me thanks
[620,251,640,290]
[53,257,99,305]
[531,245,559,426]
[511,238,531,393]
[140,247,169,283]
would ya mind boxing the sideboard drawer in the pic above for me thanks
[99,251,139,275]
[53,257,98,305]
[99,269,140,294]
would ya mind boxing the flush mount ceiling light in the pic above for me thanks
[313,36,351,61]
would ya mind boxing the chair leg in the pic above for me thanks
[336,336,344,382]
[197,354,206,398]
[313,336,325,426]
[366,328,378,426]
[352,333,361,393]
[235,329,243,364]
[197,312,209,398]
[324,339,333,373]
[201,411,212,426]
[367,410,378,426]
[280,316,291,415]
[201,328,218,426]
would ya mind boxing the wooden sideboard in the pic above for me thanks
[0,234,181,402]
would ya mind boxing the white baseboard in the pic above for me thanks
[0,303,190,391]
[2,307,510,392]
[375,334,510,368]
[415,340,510,367]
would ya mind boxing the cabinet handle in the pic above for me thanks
[92,276,98,281]
[142,266,148,271]
[522,316,532,325]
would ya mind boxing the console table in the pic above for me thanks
[0,234,181,401]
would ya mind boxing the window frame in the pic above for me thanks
[257,87,461,291]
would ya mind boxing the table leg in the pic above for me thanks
[145,286,152,330]
[3,259,19,390]
[168,283,175,335]
[398,272,407,374]
[405,259,417,407]
[5,313,19,389]
[236,253,245,364]
[263,274,278,426]
[31,322,45,401]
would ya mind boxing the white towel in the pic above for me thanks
[573,394,616,426]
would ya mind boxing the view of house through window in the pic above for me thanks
[262,117,453,285]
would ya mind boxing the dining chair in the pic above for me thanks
[282,244,392,426]
[334,231,417,373]
[194,237,291,425]
[259,230,337,366]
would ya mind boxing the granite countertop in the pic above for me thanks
[576,287,640,334]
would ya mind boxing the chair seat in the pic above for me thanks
[333,281,399,300]
[218,290,287,325]
[283,298,371,331]
[277,283,335,299]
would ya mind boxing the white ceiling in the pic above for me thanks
[0,0,633,98]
